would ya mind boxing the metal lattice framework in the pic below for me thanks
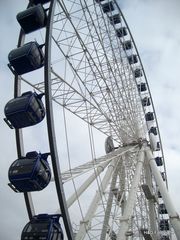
[8,0,180,239]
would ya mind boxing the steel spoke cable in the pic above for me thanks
[62,105,92,240]
[51,36,122,141]
[81,1,137,136]
[52,1,136,142]
[109,160,126,237]
[100,160,121,240]
[56,0,135,140]
[85,99,108,214]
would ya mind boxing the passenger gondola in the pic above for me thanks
[137,83,147,92]
[159,203,168,214]
[17,4,47,34]
[8,41,44,75]
[8,151,51,192]
[159,219,169,231]
[4,91,45,129]
[21,214,64,240]
[145,112,154,121]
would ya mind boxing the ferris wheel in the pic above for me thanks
[4,0,180,239]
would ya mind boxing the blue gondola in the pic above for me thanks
[4,91,45,129]
[21,214,64,240]
[17,4,47,34]
[8,41,44,75]
[8,151,51,192]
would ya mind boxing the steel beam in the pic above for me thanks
[117,147,145,240]
[75,160,117,240]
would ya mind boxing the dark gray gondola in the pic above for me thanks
[4,91,45,129]
[137,83,147,92]
[21,214,64,240]
[149,127,158,135]
[134,68,143,78]
[8,151,51,192]
[109,14,121,25]
[142,97,151,107]
[145,112,154,121]
[158,190,162,198]
[161,172,166,181]
[127,54,138,65]
[159,203,168,214]
[116,27,127,38]
[155,157,163,166]
[101,2,114,13]
[8,41,44,75]
[17,4,47,34]
[122,40,132,50]
[156,141,160,150]
[159,219,170,231]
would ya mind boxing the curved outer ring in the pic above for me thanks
[14,1,74,239]
[13,0,167,238]
[114,1,168,187]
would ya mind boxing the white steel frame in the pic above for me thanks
[11,0,180,239]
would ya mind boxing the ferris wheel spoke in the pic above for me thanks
[51,1,140,143]
[72,0,137,135]
[117,146,145,239]
[100,160,121,240]
[75,159,118,240]
[53,145,138,183]
[53,146,138,216]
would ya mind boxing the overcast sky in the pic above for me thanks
[0,0,180,239]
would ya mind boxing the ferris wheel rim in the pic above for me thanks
[11,0,171,239]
